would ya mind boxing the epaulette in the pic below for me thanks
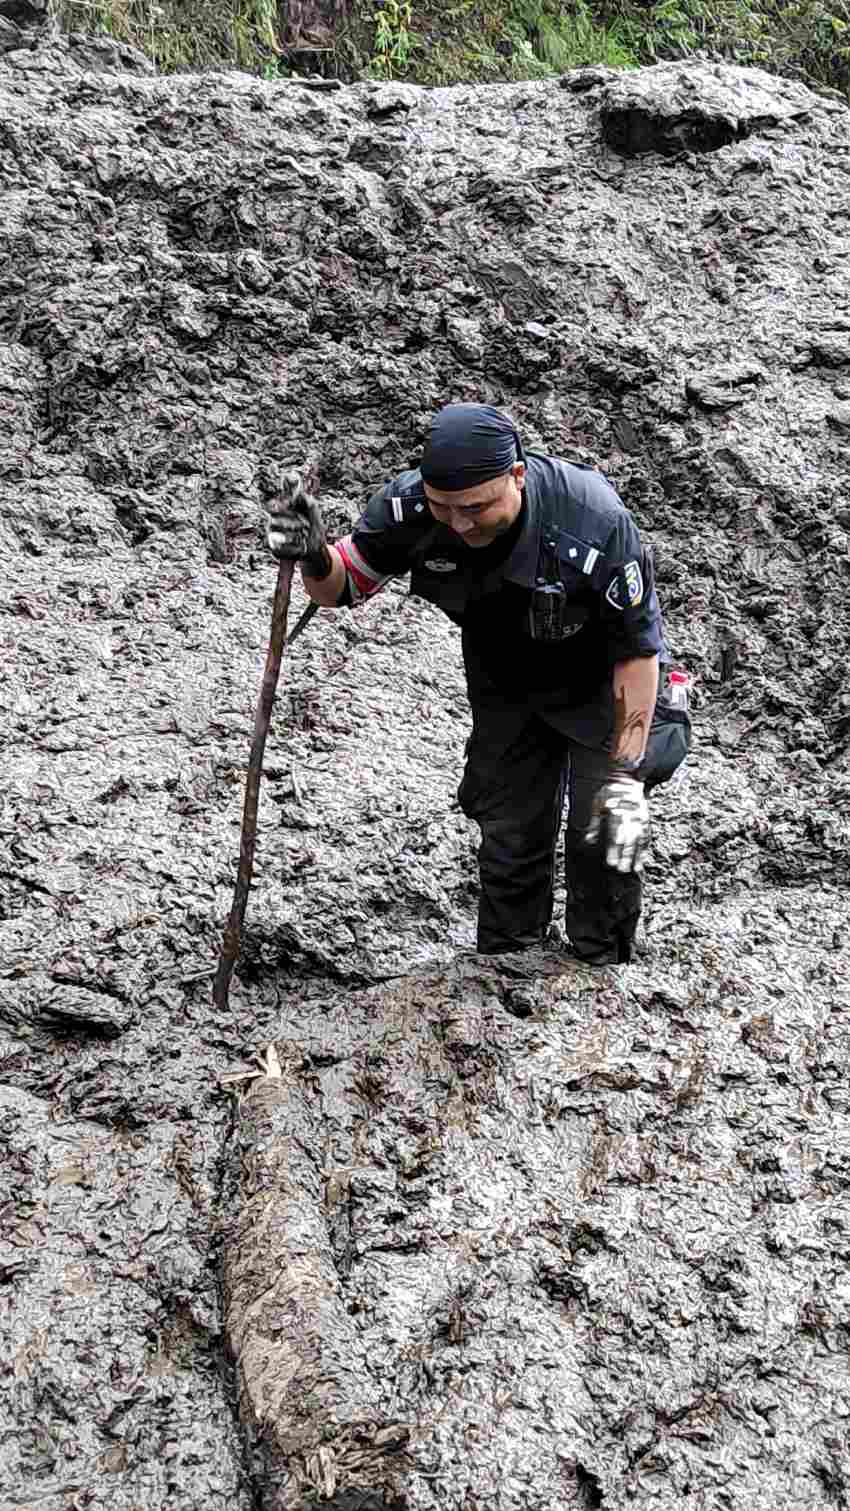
[388,486,428,525]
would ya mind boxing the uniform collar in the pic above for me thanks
[501,466,543,587]
[417,465,543,583]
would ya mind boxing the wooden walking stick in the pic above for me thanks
[213,558,295,1012]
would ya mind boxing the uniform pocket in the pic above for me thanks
[410,564,470,618]
[641,678,692,792]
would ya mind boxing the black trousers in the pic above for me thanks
[457,675,687,965]
[461,701,643,960]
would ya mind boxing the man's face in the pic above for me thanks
[423,464,525,548]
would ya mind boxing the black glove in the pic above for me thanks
[265,472,331,579]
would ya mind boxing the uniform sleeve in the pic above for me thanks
[598,512,663,662]
[334,482,421,606]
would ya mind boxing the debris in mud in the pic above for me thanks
[1,31,850,1511]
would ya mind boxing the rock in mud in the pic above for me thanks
[599,60,818,155]
[33,981,130,1036]
[1,30,850,1511]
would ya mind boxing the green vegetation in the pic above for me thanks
[370,0,417,75]
[56,0,285,73]
[54,0,850,98]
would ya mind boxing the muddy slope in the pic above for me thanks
[1,32,849,1511]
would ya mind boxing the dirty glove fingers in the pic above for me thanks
[605,814,632,874]
[265,510,310,560]
[276,469,312,510]
[588,778,649,875]
[607,788,649,874]
[608,818,645,875]
[630,819,649,875]
[264,472,327,564]
[606,819,625,874]
[273,470,317,522]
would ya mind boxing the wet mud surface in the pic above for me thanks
[1,30,850,1510]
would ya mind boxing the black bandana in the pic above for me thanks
[420,404,524,491]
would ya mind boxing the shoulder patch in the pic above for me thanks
[605,559,644,611]
[625,560,644,606]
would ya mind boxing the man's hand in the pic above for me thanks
[265,472,328,573]
[585,773,650,874]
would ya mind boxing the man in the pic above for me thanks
[266,404,689,965]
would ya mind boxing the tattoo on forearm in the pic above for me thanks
[613,688,650,762]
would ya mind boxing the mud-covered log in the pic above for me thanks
[224,1067,410,1509]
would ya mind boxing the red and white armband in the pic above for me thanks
[335,536,394,606]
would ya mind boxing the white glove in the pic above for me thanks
[585,774,650,874]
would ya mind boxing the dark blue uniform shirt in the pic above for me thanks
[339,452,664,707]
